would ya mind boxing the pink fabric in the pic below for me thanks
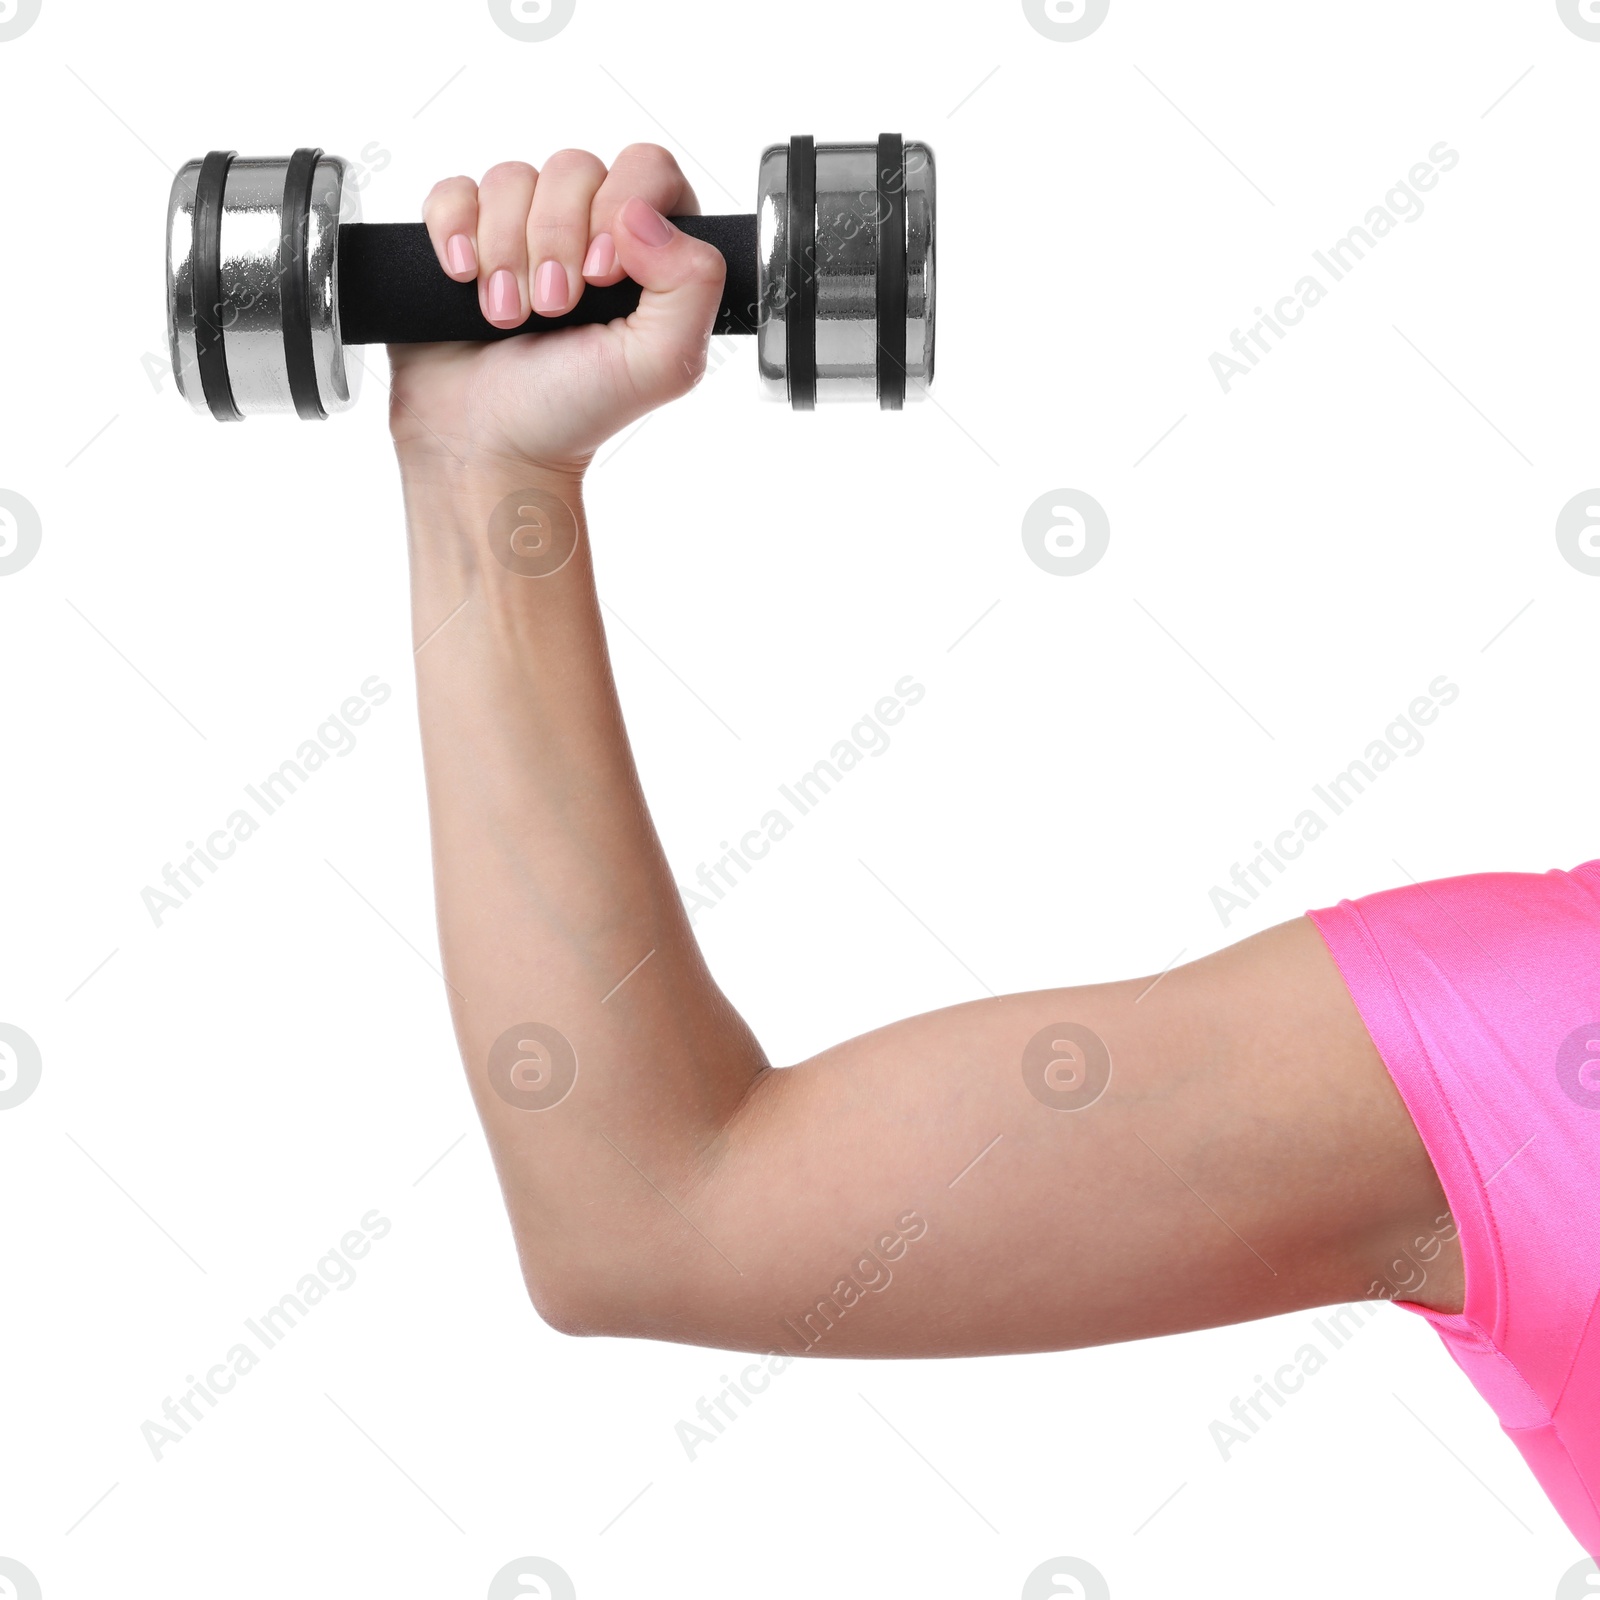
[1309,861,1600,1557]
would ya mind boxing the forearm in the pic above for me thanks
[398,448,768,1324]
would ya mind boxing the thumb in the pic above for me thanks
[611,196,727,407]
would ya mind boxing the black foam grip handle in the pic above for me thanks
[336,215,760,345]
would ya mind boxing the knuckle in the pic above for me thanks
[527,218,587,251]
[540,147,604,182]
[617,141,679,177]
[689,241,727,285]
[422,175,475,213]
[480,159,537,192]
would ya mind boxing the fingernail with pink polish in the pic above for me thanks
[582,233,616,279]
[446,233,476,277]
[534,259,568,314]
[623,197,672,247]
[487,268,519,321]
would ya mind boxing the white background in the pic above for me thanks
[2,1,1598,1596]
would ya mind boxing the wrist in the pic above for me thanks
[394,438,586,508]
[396,444,588,579]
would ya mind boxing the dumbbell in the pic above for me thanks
[165,136,936,420]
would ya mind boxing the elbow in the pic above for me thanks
[524,1275,623,1340]
[520,1251,702,1344]
[521,1254,663,1341]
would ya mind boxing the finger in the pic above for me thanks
[422,176,480,280]
[525,148,607,317]
[475,160,538,328]
[583,143,701,287]
[609,195,726,406]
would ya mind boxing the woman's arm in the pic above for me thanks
[391,145,1464,1357]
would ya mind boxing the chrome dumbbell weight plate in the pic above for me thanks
[756,133,935,406]
[167,148,360,419]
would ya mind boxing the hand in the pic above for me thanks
[387,144,727,477]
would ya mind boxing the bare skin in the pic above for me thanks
[387,143,1465,1359]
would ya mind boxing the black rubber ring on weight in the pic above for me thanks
[786,134,817,412]
[280,147,327,421]
[875,132,907,411]
[193,150,243,422]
